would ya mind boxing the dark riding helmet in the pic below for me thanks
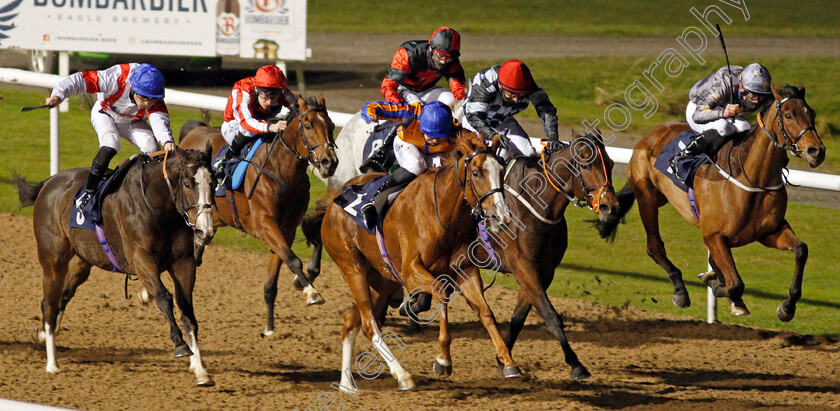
[429,27,461,58]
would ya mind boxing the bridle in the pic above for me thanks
[434,147,504,228]
[540,141,612,213]
[278,107,337,166]
[159,150,213,232]
[757,95,816,157]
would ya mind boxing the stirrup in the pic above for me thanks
[75,191,92,210]
[361,203,377,230]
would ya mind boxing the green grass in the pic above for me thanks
[2,67,838,335]
[309,0,840,37]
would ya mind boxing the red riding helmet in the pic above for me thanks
[254,65,287,89]
[429,27,461,58]
[498,59,536,94]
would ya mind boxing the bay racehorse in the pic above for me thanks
[453,131,620,380]
[596,84,825,318]
[305,131,519,391]
[179,95,338,335]
[15,145,217,386]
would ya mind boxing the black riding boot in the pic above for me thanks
[215,132,252,180]
[669,129,724,180]
[361,167,417,230]
[77,146,117,209]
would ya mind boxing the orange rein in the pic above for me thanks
[539,140,610,213]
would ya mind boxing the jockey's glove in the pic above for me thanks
[544,139,564,154]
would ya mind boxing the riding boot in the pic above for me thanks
[77,146,117,209]
[215,132,251,180]
[669,129,720,181]
[361,167,417,230]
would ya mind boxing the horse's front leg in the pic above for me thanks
[135,255,192,358]
[433,299,453,377]
[263,252,283,336]
[704,233,748,316]
[259,216,324,306]
[759,220,806,322]
[168,258,214,387]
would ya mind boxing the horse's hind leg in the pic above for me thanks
[36,247,72,374]
[33,257,91,344]
[168,259,214,387]
[263,252,283,336]
[759,220,806,322]
[704,233,748,315]
[636,189,691,308]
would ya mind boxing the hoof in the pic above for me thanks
[261,329,276,338]
[397,376,416,391]
[697,271,716,285]
[730,301,750,316]
[432,360,452,377]
[174,344,194,358]
[306,292,325,306]
[502,365,523,379]
[32,327,45,344]
[195,374,215,387]
[777,302,795,322]
[136,289,152,305]
[672,292,691,308]
[45,364,61,374]
[570,365,591,381]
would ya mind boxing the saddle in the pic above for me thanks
[654,130,710,192]
[71,155,140,228]
[334,174,393,235]
[213,136,268,197]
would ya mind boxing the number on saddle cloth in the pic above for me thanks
[333,174,393,235]
[212,138,265,196]
[653,130,710,192]
[70,156,140,229]
[360,123,399,173]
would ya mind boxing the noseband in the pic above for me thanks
[540,142,612,213]
[757,96,817,157]
[159,150,213,232]
[278,107,337,166]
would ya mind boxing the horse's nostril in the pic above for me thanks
[600,205,610,214]
[195,230,205,240]
[807,147,820,158]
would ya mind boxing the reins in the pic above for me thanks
[539,140,612,213]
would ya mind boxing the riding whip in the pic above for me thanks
[715,23,735,106]
[20,104,51,112]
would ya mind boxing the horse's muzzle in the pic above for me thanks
[319,157,338,178]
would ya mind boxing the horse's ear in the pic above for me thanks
[297,95,308,112]
[203,141,214,161]
[570,128,581,140]
[489,132,501,153]
[798,83,806,98]
[173,144,187,157]
[318,94,326,109]
[771,83,783,100]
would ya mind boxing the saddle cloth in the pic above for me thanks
[334,174,392,235]
[653,130,709,192]
[71,156,139,229]
[213,137,265,197]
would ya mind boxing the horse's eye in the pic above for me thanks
[472,169,479,176]
[184,181,191,189]
[304,124,311,130]
[581,163,590,170]
[785,113,793,120]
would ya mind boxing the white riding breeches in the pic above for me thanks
[397,85,455,107]
[461,115,535,158]
[686,101,751,137]
[91,108,158,154]
[393,136,445,176]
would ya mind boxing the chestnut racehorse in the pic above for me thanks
[180,96,338,333]
[597,84,825,319]
[455,131,620,380]
[15,145,217,386]
[305,132,519,391]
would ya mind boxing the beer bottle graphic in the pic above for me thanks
[216,0,240,55]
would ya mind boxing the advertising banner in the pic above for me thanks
[0,0,306,60]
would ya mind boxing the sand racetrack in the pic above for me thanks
[0,213,838,410]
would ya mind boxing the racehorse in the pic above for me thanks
[316,101,463,192]
[179,95,338,335]
[454,130,620,381]
[14,145,217,386]
[595,84,825,319]
[304,131,518,391]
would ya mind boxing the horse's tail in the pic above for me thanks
[302,197,331,247]
[13,172,47,207]
[590,183,636,243]
[179,120,209,143]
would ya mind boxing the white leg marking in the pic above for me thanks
[333,327,360,396]
[44,323,60,374]
[187,330,214,386]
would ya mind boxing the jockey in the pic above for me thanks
[380,26,467,107]
[216,65,298,179]
[462,59,562,159]
[46,63,175,210]
[670,63,773,174]
[359,101,460,230]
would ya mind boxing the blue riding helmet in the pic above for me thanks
[418,101,454,138]
[130,64,165,98]
[740,63,772,95]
